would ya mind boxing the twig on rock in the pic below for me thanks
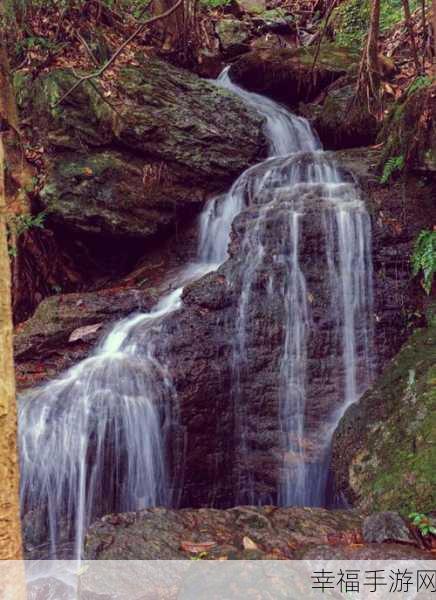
[52,0,183,108]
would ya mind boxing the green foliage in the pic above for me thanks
[200,0,231,8]
[409,512,436,537]
[189,551,208,560]
[380,154,405,184]
[411,230,436,295]
[334,0,419,49]
[407,75,432,97]
[334,0,370,48]
[7,212,46,257]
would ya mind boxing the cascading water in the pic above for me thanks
[18,67,374,558]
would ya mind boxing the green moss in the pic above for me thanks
[293,44,359,71]
[333,0,420,49]
[344,318,436,515]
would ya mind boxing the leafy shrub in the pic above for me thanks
[411,230,436,295]
[409,512,436,536]
[334,0,419,49]
[407,75,432,97]
[7,212,46,257]
[380,154,405,184]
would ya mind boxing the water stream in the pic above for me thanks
[18,68,374,558]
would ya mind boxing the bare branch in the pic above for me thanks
[53,0,183,108]
[310,0,340,79]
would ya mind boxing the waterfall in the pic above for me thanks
[18,67,374,558]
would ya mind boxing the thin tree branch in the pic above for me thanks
[310,0,340,79]
[53,0,183,108]
[402,0,421,74]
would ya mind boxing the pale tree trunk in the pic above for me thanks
[402,0,421,74]
[0,36,23,564]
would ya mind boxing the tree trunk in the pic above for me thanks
[421,0,428,72]
[433,0,436,76]
[402,0,421,74]
[0,37,23,564]
[151,0,200,65]
[355,0,382,117]
[367,0,381,101]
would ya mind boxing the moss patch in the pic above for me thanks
[332,307,436,515]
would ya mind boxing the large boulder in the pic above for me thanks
[149,149,434,509]
[228,44,359,107]
[330,309,436,515]
[215,19,251,58]
[16,59,266,241]
[40,150,206,239]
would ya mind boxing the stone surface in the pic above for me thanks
[40,150,206,239]
[152,148,434,509]
[362,512,417,545]
[301,82,379,150]
[85,506,365,559]
[330,147,434,369]
[216,19,250,57]
[17,59,266,242]
[236,0,266,14]
[330,310,436,514]
[14,147,434,510]
[14,287,158,390]
[229,44,359,107]
[302,543,430,560]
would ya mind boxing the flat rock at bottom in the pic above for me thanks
[84,505,432,561]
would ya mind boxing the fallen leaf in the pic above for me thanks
[69,323,103,342]
[242,536,258,550]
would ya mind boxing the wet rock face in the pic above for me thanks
[157,162,371,508]
[85,506,365,559]
[14,287,158,391]
[330,147,434,369]
[228,44,359,107]
[14,148,434,511]
[157,148,434,509]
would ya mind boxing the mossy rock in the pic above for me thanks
[114,58,266,185]
[302,83,379,150]
[215,19,250,57]
[40,150,207,239]
[16,69,114,150]
[379,81,436,174]
[16,59,266,186]
[228,43,360,106]
[331,308,436,515]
